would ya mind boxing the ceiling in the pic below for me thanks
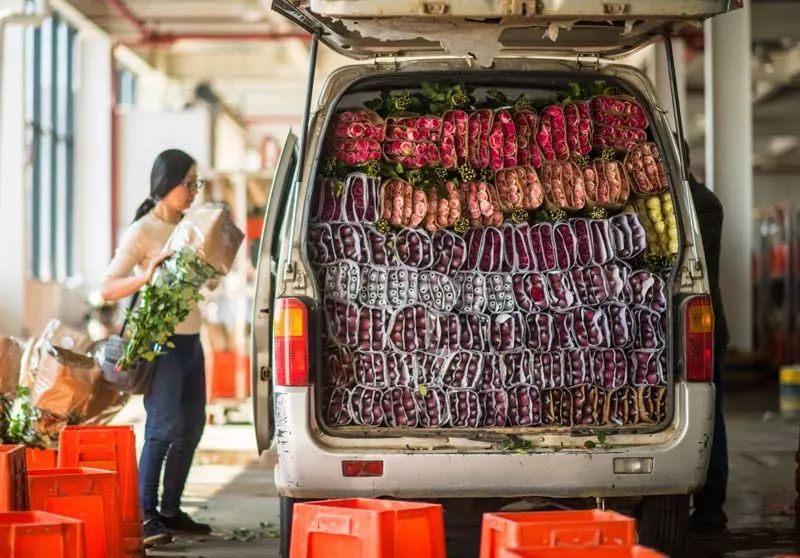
[63,0,800,173]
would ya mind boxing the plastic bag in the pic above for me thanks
[591,349,628,390]
[431,228,468,275]
[486,273,517,313]
[458,312,490,352]
[570,384,607,426]
[453,272,488,313]
[508,385,542,426]
[382,386,419,427]
[480,389,509,427]
[342,173,381,224]
[447,389,482,427]
[387,304,439,353]
[607,386,640,426]
[542,388,572,426]
[465,227,504,272]
[395,228,434,269]
[512,272,549,312]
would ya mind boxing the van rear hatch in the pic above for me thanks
[266,0,728,447]
[273,0,741,61]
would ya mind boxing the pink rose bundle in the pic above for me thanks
[383,140,440,168]
[380,178,427,227]
[440,110,469,169]
[514,110,543,168]
[488,109,518,171]
[332,138,382,166]
[424,180,462,232]
[540,161,586,211]
[467,109,493,169]
[495,166,543,212]
[624,143,669,194]
[460,180,503,227]
[385,115,443,142]
[331,110,386,141]
[583,159,631,207]
[564,101,593,157]
[537,105,570,162]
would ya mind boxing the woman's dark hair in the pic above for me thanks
[133,149,196,221]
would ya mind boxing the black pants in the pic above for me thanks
[694,347,728,511]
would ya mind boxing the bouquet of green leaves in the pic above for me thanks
[115,248,219,371]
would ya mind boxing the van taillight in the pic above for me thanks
[684,295,714,382]
[273,298,309,386]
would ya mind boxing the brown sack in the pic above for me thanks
[43,319,93,355]
[166,204,244,275]
[83,381,129,425]
[31,345,101,419]
[0,336,24,395]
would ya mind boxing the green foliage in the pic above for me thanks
[421,82,475,114]
[116,248,219,371]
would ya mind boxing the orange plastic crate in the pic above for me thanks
[480,510,636,558]
[27,467,122,558]
[290,498,446,558]
[25,448,57,470]
[0,510,84,558]
[0,446,28,511]
[206,351,251,401]
[499,547,664,558]
[58,426,142,556]
[247,216,264,241]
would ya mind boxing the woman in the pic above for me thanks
[101,149,211,546]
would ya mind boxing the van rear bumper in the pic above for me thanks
[272,382,714,499]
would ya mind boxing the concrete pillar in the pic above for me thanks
[0,26,28,335]
[704,5,753,351]
[74,32,113,288]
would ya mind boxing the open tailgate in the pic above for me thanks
[273,0,741,61]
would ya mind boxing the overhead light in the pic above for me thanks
[241,8,265,23]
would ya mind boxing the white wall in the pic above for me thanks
[753,174,800,209]
[0,26,28,336]
[117,106,212,237]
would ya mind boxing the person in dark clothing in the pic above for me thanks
[678,137,730,530]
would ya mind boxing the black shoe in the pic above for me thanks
[690,507,728,533]
[160,510,212,535]
[143,518,173,547]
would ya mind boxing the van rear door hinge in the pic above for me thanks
[577,53,601,71]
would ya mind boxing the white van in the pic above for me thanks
[252,2,738,556]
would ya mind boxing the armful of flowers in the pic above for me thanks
[116,247,219,371]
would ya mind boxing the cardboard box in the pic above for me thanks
[166,203,244,275]
[0,336,24,395]
[31,345,101,418]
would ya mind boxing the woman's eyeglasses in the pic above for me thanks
[183,178,206,192]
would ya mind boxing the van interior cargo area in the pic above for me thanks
[305,71,685,438]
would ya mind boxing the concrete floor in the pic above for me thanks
[138,384,800,558]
